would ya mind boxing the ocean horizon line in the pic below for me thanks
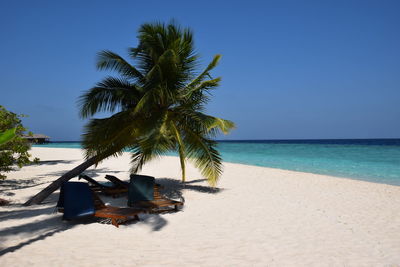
[46,137,400,142]
[45,138,400,146]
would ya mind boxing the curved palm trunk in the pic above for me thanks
[23,156,98,206]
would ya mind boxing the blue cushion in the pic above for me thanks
[127,174,155,206]
[59,182,95,220]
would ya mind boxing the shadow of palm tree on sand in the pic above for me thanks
[0,173,222,257]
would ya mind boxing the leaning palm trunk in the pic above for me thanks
[23,156,98,206]
[25,138,132,205]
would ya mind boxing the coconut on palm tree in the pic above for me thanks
[24,21,234,205]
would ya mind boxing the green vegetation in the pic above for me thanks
[0,106,38,180]
[0,128,16,145]
[79,22,235,185]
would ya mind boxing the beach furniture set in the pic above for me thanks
[57,174,183,227]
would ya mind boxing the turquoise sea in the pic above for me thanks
[34,139,400,186]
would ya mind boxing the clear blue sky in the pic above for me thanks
[1,0,399,141]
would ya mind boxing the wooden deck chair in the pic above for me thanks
[57,182,146,227]
[104,175,129,189]
[78,174,127,197]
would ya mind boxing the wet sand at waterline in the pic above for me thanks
[1,147,399,266]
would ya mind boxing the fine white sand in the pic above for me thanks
[0,147,399,266]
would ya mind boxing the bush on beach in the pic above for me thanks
[0,105,38,180]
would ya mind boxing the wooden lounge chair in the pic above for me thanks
[127,174,183,212]
[92,192,146,227]
[104,174,129,189]
[78,174,127,196]
[57,181,146,227]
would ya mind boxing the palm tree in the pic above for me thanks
[24,22,234,205]
[79,21,234,186]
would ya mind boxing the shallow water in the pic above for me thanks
[34,139,400,186]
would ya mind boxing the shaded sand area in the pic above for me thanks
[1,147,399,266]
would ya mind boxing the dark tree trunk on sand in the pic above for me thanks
[23,156,98,206]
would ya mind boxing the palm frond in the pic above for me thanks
[181,77,221,108]
[81,110,139,159]
[194,113,235,135]
[129,144,157,173]
[129,112,175,172]
[97,50,144,83]
[172,108,235,136]
[183,127,222,186]
[187,54,221,89]
[78,77,142,118]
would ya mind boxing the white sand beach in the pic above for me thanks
[0,147,399,266]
